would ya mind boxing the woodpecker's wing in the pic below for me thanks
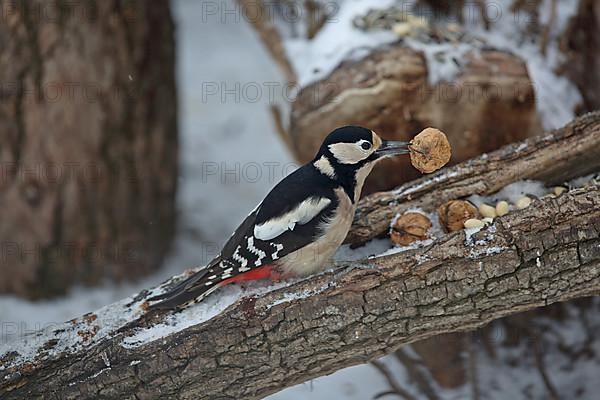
[148,166,337,310]
[222,165,338,269]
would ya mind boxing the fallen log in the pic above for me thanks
[1,113,599,399]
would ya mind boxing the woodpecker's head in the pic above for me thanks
[312,126,409,199]
[313,126,409,170]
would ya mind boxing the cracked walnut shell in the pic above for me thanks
[390,212,432,246]
[437,200,479,232]
[409,128,452,173]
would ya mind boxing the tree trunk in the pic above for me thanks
[0,0,178,298]
[561,0,600,112]
[1,113,599,399]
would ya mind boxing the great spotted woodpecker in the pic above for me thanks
[149,126,409,310]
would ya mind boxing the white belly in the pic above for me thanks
[277,188,355,276]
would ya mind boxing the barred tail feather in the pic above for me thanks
[147,260,221,311]
[147,282,221,311]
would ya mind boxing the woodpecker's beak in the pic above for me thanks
[375,140,410,157]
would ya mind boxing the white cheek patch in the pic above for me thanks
[254,197,331,241]
[329,142,370,164]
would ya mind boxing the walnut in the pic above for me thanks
[437,200,479,232]
[390,212,432,246]
[409,127,452,173]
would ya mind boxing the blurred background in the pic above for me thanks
[1,0,599,398]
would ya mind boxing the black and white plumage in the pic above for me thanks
[148,126,409,310]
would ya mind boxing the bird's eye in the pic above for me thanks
[361,142,372,151]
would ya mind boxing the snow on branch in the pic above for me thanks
[1,113,600,399]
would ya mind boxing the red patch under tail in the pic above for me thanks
[219,264,282,286]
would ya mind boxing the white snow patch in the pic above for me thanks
[468,180,548,206]
[266,282,335,309]
[404,38,473,84]
[121,278,305,349]
[469,245,506,259]
[101,351,110,367]
[90,367,111,379]
[122,268,344,350]
[393,169,461,196]
[283,0,403,86]
[416,253,432,264]
[569,172,599,189]
[335,239,393,262]
[0,293,145,370]
[377,238,434,257]
[464,225,483,244]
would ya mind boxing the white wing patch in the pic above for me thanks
[232,245,248,269]
[271,243,284,259]
[247,236,266,266]
[254,197,331,241]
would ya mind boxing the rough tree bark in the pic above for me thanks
[0,0,178,298]
[1,113,599,399]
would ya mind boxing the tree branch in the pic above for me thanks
[348,111,600,246]
[1,113,600,399]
